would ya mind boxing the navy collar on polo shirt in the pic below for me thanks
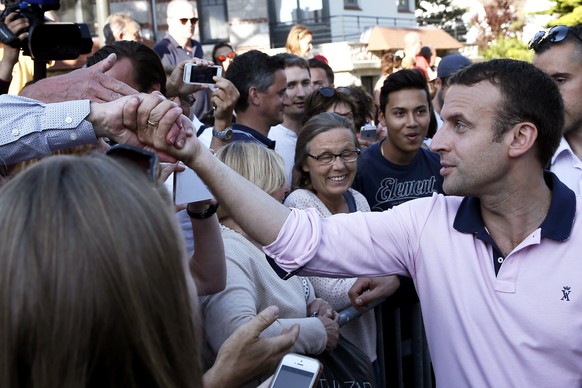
[231,123,276,149]
[164,33,193,50]
[453,171,575,242]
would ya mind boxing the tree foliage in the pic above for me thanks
[415,0,469,41]
[480,37,533,61]
[541,0,582,26]
[471,0,520,51]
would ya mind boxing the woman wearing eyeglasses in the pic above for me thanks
[212,41,237,72]
[284,112,401,380]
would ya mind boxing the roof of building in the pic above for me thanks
[366,26,463,51]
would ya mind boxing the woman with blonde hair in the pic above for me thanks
[0,154,203,387]
[202,141,340,385]
[285,24,313,58]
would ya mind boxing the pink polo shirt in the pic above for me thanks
[264,173,582,387]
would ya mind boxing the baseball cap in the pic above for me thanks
[437,54,471,79]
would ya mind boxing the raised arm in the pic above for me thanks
[20,53,138,103]
[137,116,290,246]
[186,201,226,295]
[0,11,28,94]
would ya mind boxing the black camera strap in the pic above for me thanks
[0,22,20,48]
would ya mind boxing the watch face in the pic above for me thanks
[223,128,233,141]
[213,127,233,141]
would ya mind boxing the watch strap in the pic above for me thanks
[186,203,219,219]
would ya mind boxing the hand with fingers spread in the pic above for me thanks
[203,306,299,388]
[20,53,138,103]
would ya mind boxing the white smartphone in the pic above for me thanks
[269,353,322,388]
[182,64,222,87]
[359,122,377,141]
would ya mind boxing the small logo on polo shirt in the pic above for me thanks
[561,286,571,301]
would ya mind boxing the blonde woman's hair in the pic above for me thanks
[0,154,203,387]
[285,24,312,55]
[215,142,286,218]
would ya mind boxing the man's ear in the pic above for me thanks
[378,110,387,127]
[248,86,261,106]
[508,122,538,159]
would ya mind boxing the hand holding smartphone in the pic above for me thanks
[183,63,222,89]
[359,121,377,142]
[269,353,322,388]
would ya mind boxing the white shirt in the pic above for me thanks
[268,124,297,188]
[550,137,582,195]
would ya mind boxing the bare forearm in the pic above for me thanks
[0,53,17,82]
[189,215,226,295]
[188,148,291,246]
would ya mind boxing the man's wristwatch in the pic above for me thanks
[186,203,219,220]
[212,126,233,141]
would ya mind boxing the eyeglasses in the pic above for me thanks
[105,144,159,181]
[216,51,236,63]
[317,86,351,98]
[178,17,198,25]
[307,149,360,165]
[528,25,582,51]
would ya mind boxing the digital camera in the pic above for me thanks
[0,0,92,61]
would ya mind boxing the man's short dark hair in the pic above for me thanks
[379,68,437,137]
[225,50,285,113]
[274,52,309,71]
[86,41,166,95]
[308,57,334,85]
[449,59,563,167]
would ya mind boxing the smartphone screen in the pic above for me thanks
[270,365,316,388]
[185,65,219,84]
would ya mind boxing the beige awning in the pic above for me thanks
[366,26,463,51]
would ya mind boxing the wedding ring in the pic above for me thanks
[147,119,159,126]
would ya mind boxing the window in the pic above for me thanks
[397,0,412,12]
[344,0,359,9]
[198,0,229,44]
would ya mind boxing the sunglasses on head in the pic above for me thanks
[105,144,160,181]
[179,17,198,25]
[317,86,351,98]
[216,51,236,63]
[528,25,582,51]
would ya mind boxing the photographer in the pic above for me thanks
[0,8,28,94]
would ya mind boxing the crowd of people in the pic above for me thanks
[1,1,582,385]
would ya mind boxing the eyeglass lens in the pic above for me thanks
[310,150,360,164]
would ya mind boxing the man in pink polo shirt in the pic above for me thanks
[141,59,582,386]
